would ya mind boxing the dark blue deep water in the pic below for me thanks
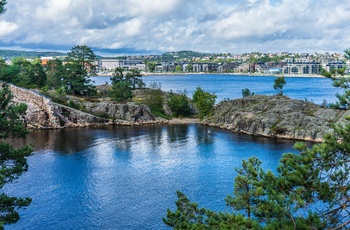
[5,125,298,230]
[4,75,338,229]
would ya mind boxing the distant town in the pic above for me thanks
[1,50,349,76]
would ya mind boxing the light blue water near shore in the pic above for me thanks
[4,125,298,230]
[92,74,340,104]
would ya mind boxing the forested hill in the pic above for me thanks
[0,50,66,59]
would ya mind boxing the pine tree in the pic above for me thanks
[0,84,33,228]
[165,118,350,229]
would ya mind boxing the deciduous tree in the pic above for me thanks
[192,87,216,119]
[167,91,190,117]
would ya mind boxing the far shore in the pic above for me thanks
[97,72,326,78]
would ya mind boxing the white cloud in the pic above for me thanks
[1,0,350,54]
[0,21,18,36]
[34,0,72,23]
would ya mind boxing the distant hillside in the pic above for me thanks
[160,50,210,61]
[0,50,66,59]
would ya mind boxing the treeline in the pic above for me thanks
[0,45,96,97]
[0,49,65,59]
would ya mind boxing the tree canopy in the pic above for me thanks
[167,91,191,117]
[110,68,144,102]
[66,45,97,76]
[192,87,216,119]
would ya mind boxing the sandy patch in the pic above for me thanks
[168,118,200,124]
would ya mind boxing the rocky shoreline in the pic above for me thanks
[203,95,350,142]
[9,83,349,142]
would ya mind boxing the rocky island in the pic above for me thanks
[203,95,350,142]
[9,83,350,142]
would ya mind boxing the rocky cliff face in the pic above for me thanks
[203,95,350,142]
[8,84,166,129]
[79,101,166,124]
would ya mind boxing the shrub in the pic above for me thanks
[242,88,255,97]
[167,90,191,117]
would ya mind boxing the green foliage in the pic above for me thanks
[0,0,6,14]
[51,87,67,104]
[110,68,144,102]
[0,50,64,59]
[225,157,263,220]
[164,191,261,229]
[67,45,97,76]
[344,48,350,60]
[0,84,33,228]
[165,120,350,229]
[273,76,286,96]
[0,61,19,83]
[167,91,191,117]
[62,62,96,96]
[185,64,193,72]
[192,87,217,119]
[242,88,255,97]
[45,59,64,88]
[110,68,132,102]
[126,69,144,89]
[111,82,132,102]
[160,50,209,62]
[0,58,47,89]
[321,55,350,109]
[175,65,182,72]
[41,45,98,96]
[320,68,332,78]
[143,83,166,118]
[146,61,157,72]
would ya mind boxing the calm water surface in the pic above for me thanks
[5,125,298,230]
[92,74,340,104]
[5,74,330,229]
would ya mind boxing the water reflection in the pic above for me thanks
[167,124,189,142]
[195,125,214,145]
[5,124,302,230]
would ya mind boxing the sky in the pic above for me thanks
[0,0,350,56]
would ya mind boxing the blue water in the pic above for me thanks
[92,74,340,105]
[4,74,335,229]
[4,125,298,230]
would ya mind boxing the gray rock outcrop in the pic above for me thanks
[203,95,350,142]
[7,84,166,129]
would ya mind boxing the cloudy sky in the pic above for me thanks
[1,0,350,55]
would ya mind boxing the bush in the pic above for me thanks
[192,87,217,119]
[242,88,254,97]
[144,82,167,118]
[167,90,191,117]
